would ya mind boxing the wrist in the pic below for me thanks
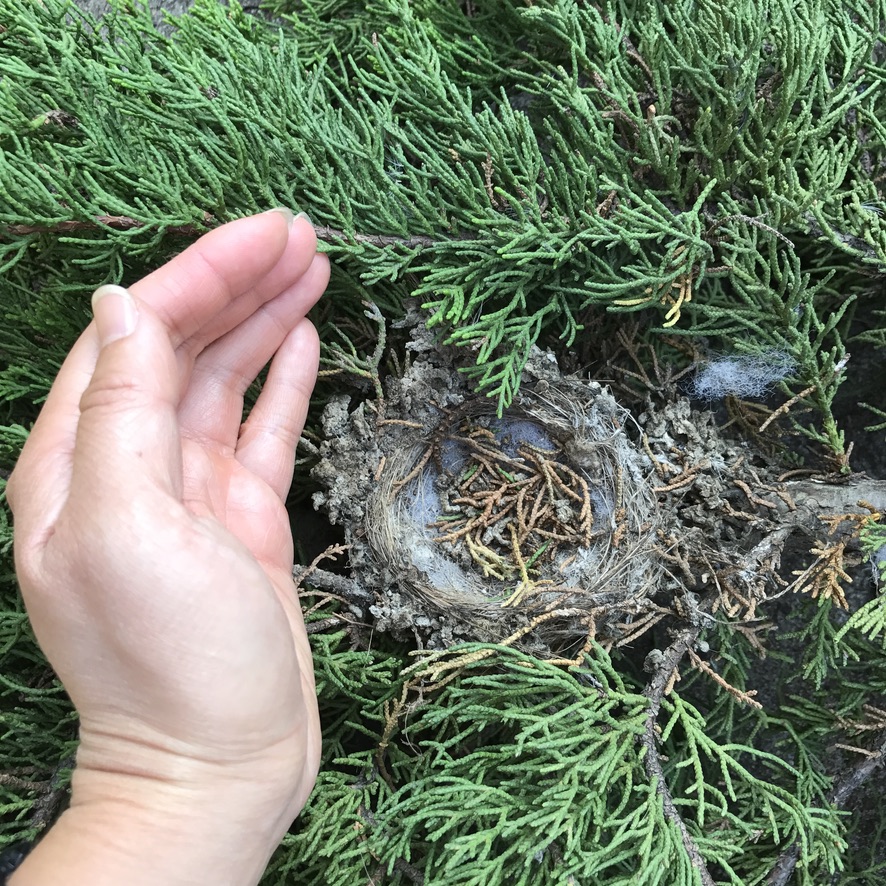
[12,734,307,886]
[13,775,287,886]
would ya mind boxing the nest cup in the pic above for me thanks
[359,370,662,654]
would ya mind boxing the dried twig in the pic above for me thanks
[734,478,779,511]
[304,616,351,635]
[293,544,374,604]
[314,224,437,250]
[758,385,817,433]
[652,461,709,494]
[5,215,204,237]
[0,774,44,792]
[293,565,372,602]
[788,540,851,609]
[687,648,762,709]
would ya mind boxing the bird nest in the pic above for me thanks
[313,347,663,657]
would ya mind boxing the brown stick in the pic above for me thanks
[6,216,202,236]
[686,648,762,709]
[642,624,717,886]
[758,385,817,434]
[27,755,75,832]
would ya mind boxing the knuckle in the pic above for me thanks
[79,373,146,415]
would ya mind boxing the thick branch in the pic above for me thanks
[27,755,74,832]
[642,622,716,886]
[4,216,439,249]
[830,735,886,807]
[5,216,203,237]
[313,224,437,249]
[786,478,886,515]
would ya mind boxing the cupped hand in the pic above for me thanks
[6,209,329,881]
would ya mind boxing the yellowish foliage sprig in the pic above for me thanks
[790,504,882,610]
[790,541,851,609]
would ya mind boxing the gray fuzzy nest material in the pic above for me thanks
[313,345,663,656]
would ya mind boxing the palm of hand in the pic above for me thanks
[182,438,294,574]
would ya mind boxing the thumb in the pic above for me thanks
[71,285,183,502]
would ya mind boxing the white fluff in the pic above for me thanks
[690,351,795,400]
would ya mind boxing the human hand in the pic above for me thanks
[6,209,328,885]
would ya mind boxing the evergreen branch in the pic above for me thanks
[26,755,73,833]
[1,2,886,880]
[768,733,886,886]
[642,619,716,886]
[319,301,388,408]
[2,218,440,250]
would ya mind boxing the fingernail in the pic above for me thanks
[264,206,294,229]
[91,285,138,348]
[295,210,313,227]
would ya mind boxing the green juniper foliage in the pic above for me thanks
[2,0,886,883]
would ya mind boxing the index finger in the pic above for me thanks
[131,208,309,349]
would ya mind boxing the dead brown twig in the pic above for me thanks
[758,385,817,434]
[734,478,780,512]
[791,540,851,608]
[687,648,762,709]
[25,755,74,832]
[4,215,207,237]
[293,544,377,608]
